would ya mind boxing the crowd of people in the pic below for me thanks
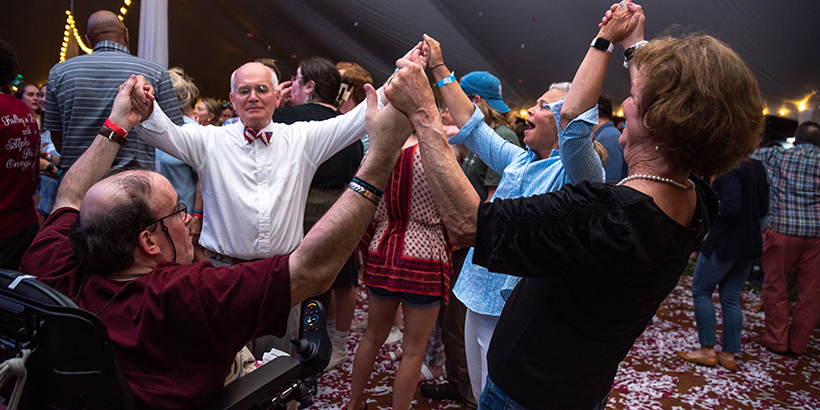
[1,1,817,410]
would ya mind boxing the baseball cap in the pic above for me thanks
[460,71,511,114]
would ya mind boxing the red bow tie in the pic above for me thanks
[244,127,272,146]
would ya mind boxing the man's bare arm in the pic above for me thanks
[289,85,412,305]
[53,75,155,210]
[387,58,480,247]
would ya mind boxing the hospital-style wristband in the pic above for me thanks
[436,71,456,88]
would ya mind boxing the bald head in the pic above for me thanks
[82,170,157,222]
[71,170,163,273]
[86,10,128,47]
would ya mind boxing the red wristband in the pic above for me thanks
[104,119,127,136]
[192,211,203,220]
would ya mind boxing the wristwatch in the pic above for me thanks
[590,37,614,53]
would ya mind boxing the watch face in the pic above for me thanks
[593,37,611,51]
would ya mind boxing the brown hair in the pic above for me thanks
[199,98,223,126]
[633,34,764,176]
[299,57,341,106]
[336,61,373,104]
[474,98,512,130]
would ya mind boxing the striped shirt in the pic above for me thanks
[753,144,820,238]
[44,40,183,170]
[451,101,603,316]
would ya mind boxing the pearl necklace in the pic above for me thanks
[617,174,695,190]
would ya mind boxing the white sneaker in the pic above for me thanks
[350,317,368,332]
[385,326,403,346]
[325,346,349,371]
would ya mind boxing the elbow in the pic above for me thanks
[559,109,581,126]
[448,220,477,248]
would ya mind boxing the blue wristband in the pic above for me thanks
[436,71,455,88]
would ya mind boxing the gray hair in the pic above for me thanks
[548,82,571,101]
[230,62,279,93]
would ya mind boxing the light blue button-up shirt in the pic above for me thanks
[451,100,603,316]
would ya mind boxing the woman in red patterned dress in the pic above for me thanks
[347,133,452,410]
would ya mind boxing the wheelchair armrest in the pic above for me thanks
[196,355,301,410]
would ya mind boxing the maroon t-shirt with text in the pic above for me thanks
[0,93,39,238]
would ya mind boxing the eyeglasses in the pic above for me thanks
[143,203,187,230]
[236,84,271,96]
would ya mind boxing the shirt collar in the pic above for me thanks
[92,40,130,54]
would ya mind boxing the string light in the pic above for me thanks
[59,10,93,62]
[763,108,769,115]
[617,109,624,117]
[519,109,528,118]
[118,0,131,21]
[779,108,788,117]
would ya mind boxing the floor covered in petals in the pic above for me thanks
[310,274,820,409]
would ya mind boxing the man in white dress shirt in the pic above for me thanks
[135,62,376,355]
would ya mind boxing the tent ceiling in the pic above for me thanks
[4,0,819,115]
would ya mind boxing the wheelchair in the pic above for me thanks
[0,268,331,410]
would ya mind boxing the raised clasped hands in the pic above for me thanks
[599,1,645,48]
[109,75,155,132]
[363,83,411,161]
[385,54,436,120]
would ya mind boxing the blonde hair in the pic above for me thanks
[168,67,199,111]
[593,140,608,165]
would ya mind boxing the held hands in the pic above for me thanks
[108,75,155,133]
[599,1,645,48]
[422,34,444,70]
[363,84,412,161]
[385,57,437,119]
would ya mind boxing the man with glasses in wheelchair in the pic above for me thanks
[17,74,411,409]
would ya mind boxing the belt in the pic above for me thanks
[204,249,259,265]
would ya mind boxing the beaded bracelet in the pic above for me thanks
[623,40,648,68]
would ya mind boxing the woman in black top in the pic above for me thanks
[382,1,766,409]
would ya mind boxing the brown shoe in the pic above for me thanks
[717,352,737,371]
[677,350,718,367]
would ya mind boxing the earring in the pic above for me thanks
[655,145,659,151]
[305,94,310,104]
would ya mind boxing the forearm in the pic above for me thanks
[560,45,610,128]
[412,103,480,247]
[430,65,475,127]
[53,134,122,210]
[289,144,399,304]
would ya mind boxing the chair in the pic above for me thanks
[0,269,321,410]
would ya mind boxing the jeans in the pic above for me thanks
[478,375,608,410]
[691,252,753,353]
